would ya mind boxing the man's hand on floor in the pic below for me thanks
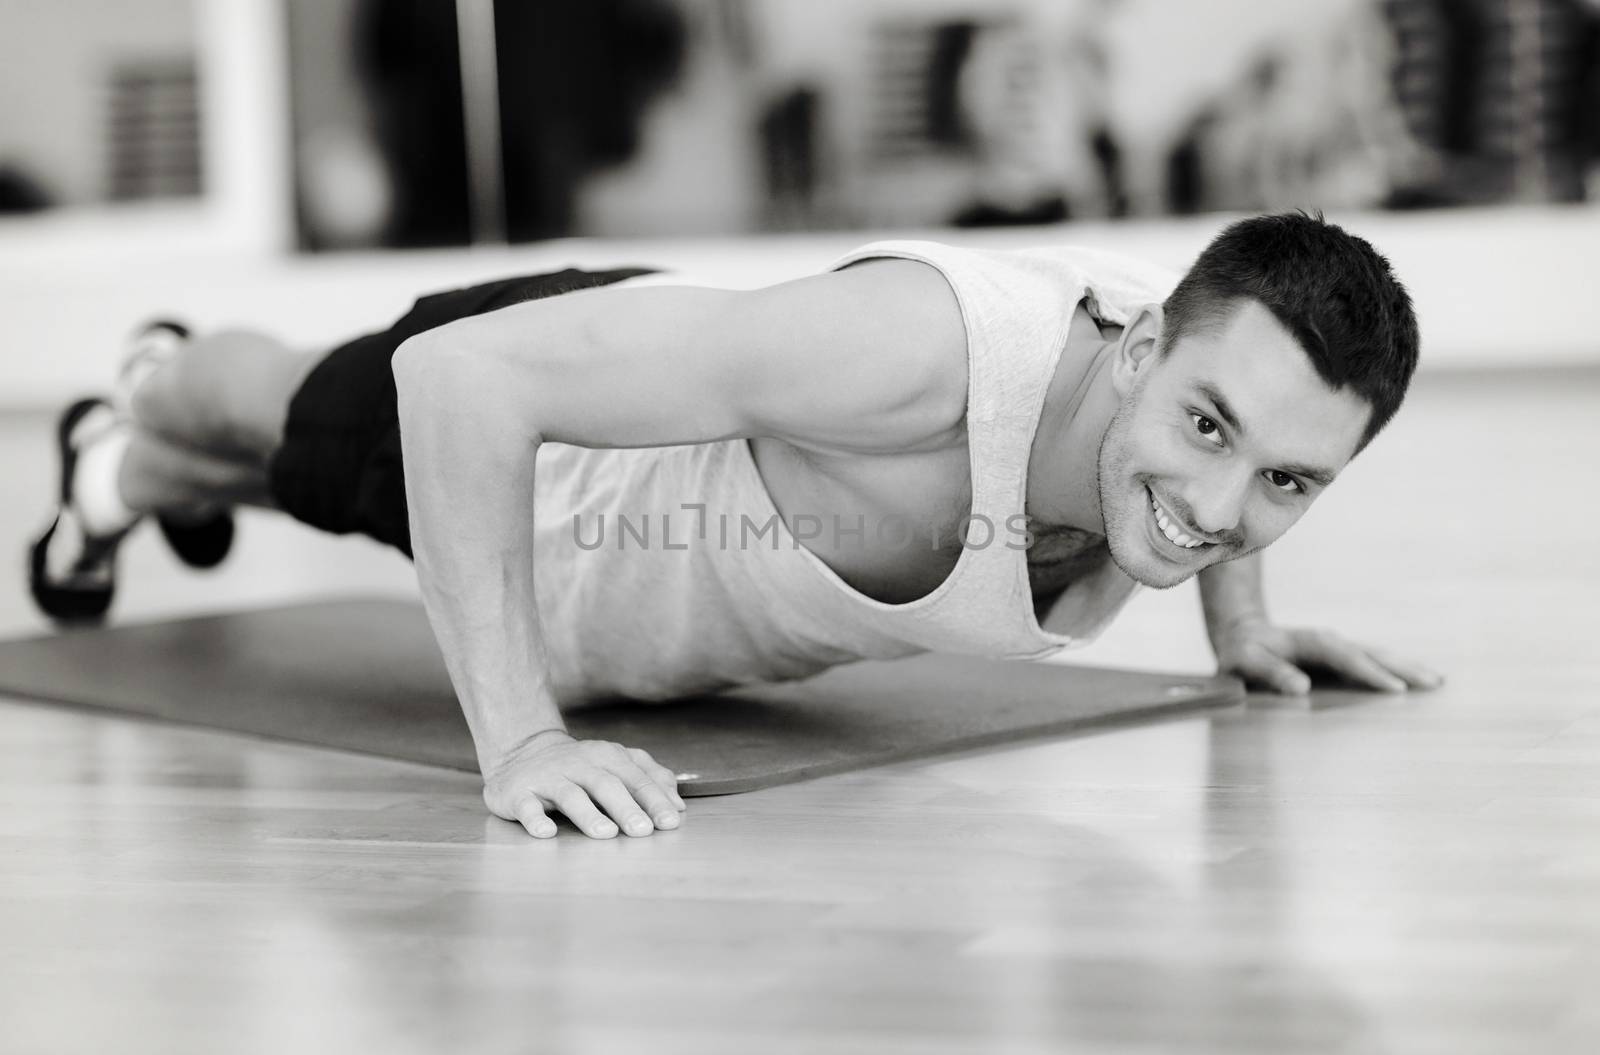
[482,730,687,839]
[1210,618,1444,696]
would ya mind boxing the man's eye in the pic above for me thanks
[1190,413,1224,446]
[1266,470,1302,493]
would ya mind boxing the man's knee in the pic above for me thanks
[133,329,303,460]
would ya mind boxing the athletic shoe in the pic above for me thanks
[27,398,132,624]
[116,320,236,570]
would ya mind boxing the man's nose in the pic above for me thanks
[1184,468,1251,540]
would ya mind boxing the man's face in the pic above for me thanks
[1098,299,1373,589]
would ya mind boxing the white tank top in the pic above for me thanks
[529,240,1180,704]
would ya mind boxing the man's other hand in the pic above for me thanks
[483,731,687,839]
[1211,619,1445,696]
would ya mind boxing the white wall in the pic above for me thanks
[0,203,1596,409]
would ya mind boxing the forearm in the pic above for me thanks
[394,339,562,772]
[1198,553,1269,648]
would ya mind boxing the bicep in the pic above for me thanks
[392,258,969,453]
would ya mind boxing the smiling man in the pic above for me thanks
[30,210,1440,841]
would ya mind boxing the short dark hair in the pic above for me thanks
[1160,210,1420,451]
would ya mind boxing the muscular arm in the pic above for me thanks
[1198,553,1268,648]
[392,260,966,838]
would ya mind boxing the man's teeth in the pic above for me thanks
[1150,495,1203,549]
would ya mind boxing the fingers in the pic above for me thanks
[1257,656,1311,696]
[551,783,621,839]
[488,739,688,840]
[1365,645,1445,691]
[614,762,682,829]
[577,772,659,837]
[1228,640,1311,695]
[1290,631,1409,693]
[1222,625,1446,698]
[577,743,684,834]
[629,747,687,811]
[512,796,558,839]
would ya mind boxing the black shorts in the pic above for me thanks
[266,267,655,559]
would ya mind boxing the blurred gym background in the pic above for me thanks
[2,0,1598,409]
[7,0,1600,238]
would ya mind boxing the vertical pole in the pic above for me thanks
[455,0,507,243]
[1507,0,1547,202]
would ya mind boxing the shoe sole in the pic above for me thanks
[28,398,117,624]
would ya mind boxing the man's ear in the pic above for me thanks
[1111,302,1164,398]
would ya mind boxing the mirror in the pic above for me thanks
[0,0,202,215]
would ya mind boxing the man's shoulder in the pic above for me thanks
[799,254,971,402]
[688,254,969,456]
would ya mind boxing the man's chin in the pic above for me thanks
[1106,539,1204,590]
[1125,565,1196,590]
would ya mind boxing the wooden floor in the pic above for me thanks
[1,366,1597,1055]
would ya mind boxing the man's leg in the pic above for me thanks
[32,266,656,622]
[116,329,322,517]
[27,326,326,623]
[118,424,279,516]
[127,268,657,545]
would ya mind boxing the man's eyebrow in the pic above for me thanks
[1194,381,1337,488]
[1279,462,1337,488]
[1195,382,1244,436]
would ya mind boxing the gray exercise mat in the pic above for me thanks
[0,598,1243,795]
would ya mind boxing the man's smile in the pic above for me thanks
[1147,488,1212,553]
